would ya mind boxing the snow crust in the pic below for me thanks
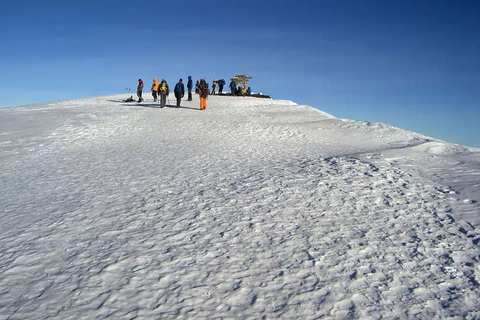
[1,94,480,319]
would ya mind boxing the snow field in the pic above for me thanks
[1,94,480,319]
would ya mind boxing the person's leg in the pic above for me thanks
[161,94,166,108]
[176,96,181,108]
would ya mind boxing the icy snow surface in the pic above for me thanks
[1,94,480,319]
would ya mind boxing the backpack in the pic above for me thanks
[202,83,209,94]
[159,82,167,92]
[175,83,182,92]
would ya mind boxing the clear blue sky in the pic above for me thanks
[1,0,479,147]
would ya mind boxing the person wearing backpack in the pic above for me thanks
[158,79,169,108]
[211,79,217,95]
[229,79,236,96]
[174,78,185,108]
[218,79,225,94]
[187,76,193,101]
[199,79,209,110]
[151,78,159,102]
[137,79,144,102]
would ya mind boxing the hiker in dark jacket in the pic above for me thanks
[158,79,169,108]
[199,79,209,110]
[137,79,144,102]
[187,76,193,101]
[229,80,236,96]
[174,79,185,108]
[218,79,225,94]
[195,80,200,94]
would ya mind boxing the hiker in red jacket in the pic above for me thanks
[137,79,144,102]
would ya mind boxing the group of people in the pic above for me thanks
[135,77,252,110]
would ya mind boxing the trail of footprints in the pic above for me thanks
[2,156,480,319]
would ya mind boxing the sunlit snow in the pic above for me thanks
[1,94,479,319]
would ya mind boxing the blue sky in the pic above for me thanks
[1,0,479,147]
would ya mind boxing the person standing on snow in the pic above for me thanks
[151,78,159,102]
[218,79,225,94]
[229,79,236,96]
[137,79,144,102]
[174,78,185,108]
[195,80,200,95]
[158,79,169,108]
[187,76,193,101]
[199,79,209,110]
[211,79,217,95]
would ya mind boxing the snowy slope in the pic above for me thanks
[1,94,480,319]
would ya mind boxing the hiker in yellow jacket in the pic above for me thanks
[151,78,159,102]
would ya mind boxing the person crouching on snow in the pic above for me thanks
[199,79,209,110]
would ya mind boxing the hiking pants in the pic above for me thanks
[160,93,167,108]
[200,97,207,110]
[175,93,181,108]
[137,91,143,101]
[152,91,158,101]
[230,88,235,95]
[188,90,192,101]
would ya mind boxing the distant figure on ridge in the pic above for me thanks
[246,87,252,95]
[187,76,193,101]
[174,79,185,108]
[195,80,200,95]
[137,79,144,102]
[151,78,159,102]
[158,79,169,108]
[211,79,217,95]
[218,79,225,94]
[199,79,209,110]
[229,79,236,96]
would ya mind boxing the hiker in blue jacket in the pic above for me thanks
[229,80,236,96]
[174,79,185,108]
[218,79,225,94]
[187,76,193,101]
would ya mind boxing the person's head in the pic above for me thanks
[200,79,205,82]
[188,76,192,80]
[138,79,143,82]
[161,79,165,82]
[179,79,183,82]
[153,78,157,82]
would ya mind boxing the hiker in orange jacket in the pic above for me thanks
[151,78,159,102]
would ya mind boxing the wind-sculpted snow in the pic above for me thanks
[1,95,479,319]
